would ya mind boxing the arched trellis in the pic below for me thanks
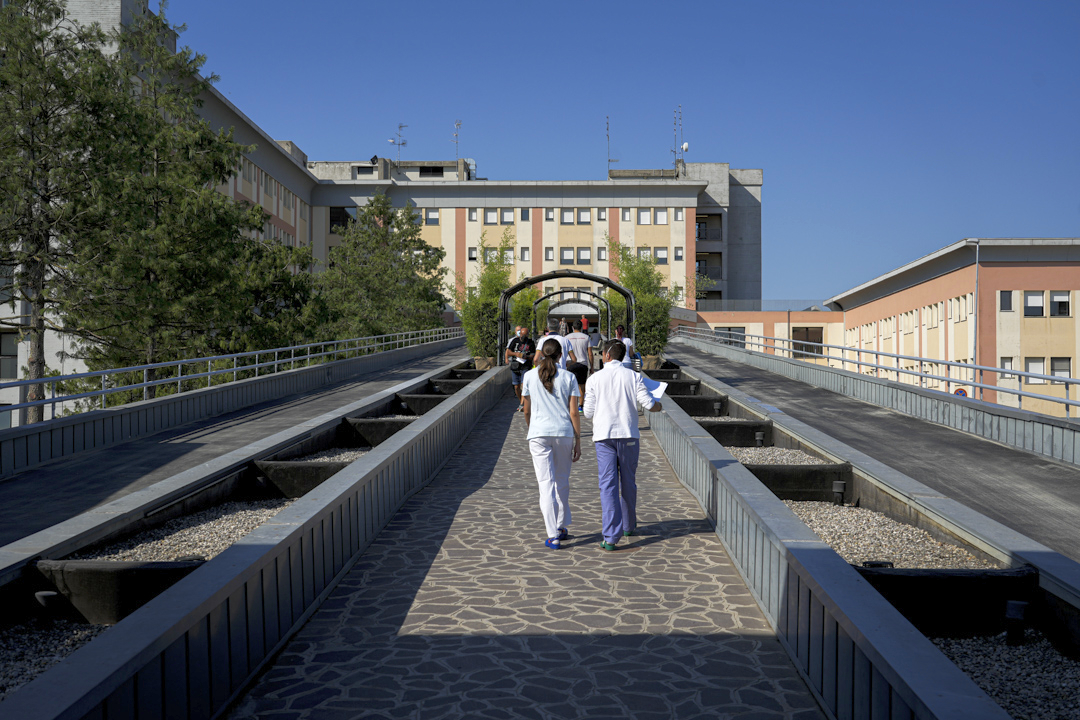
[533,289,612,340]
[498,270,635,367]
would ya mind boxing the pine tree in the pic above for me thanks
[317,192,446,339]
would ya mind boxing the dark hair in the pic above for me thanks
[572,320,583,331]
[537,338,562,393]
[616,324,625,334]
[605,339,627,362]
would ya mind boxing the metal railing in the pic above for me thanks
[672,326,1080,417]
[0,327,464,422]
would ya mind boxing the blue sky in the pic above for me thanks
[170,0,1079,300]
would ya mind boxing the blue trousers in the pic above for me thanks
[595,438,639,544]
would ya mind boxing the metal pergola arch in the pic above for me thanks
[533,289,612,340]
[498,270,635,367]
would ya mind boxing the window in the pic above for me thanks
[503,249,515,264]
[1000,290,1012,312]
[264,174,275,197]
[0,265,12,303]
[598,246,608,261]
[329,207,356,229]
[484,248,499,263]
[638,209,652,225]
[484,208,498,225]
[521,208,530,222]
[792,327,824,357]
[598,208,607,221]
[545,247,554,261]
[654,247,668,264]
[561,208,575,225]
[0,405,9,431]
[242,158,253,182]
[1000,356,1014,379]
[674,246,683,261]
[655,208,668,225]
[425,208,439,226]
[545,208,555,222]
[299,202,308,221]
[638,248,651,259]
[674,208,684,222]
[468,247,477,262]
[560,248,575,265]
[1024,291,1044,317]
[501,208,514,224]
[1051,291,1070,317]
[521,247,530,262]
[282,190,293,209]
[419,166,444,178]
[354,165,374,177]
[1051,357,1071,384]
[1025,357,1046,384]
[577,247,591,264]
[714,327,745,348]
[467,208,477,222]
[621,208,631,222]
[578,209,591,224]
[0,333,16,379]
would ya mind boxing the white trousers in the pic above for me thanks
[528,436,573,539]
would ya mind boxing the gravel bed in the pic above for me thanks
[691,416,744,422]
[726,446,828,465]
[360,414,416,420]
[785,500,1000,569]
[933,630,1080,719]
[294,447,371,462]
[73,500,292,562]
[0,619,107,702]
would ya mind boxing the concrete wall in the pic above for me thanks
[725,169,763,300]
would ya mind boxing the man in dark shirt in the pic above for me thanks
[505,326,536,411]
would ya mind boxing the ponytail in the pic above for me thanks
[537,338,562,394]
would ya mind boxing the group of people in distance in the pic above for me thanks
[505,317,658,551]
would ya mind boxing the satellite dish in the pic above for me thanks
[681,142,689,153]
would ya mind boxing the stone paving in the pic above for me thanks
[229,390,825,720]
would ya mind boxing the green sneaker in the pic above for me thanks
[623,530,635,537]
[599,541,618,551]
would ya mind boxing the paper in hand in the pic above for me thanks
[641,376,667,403]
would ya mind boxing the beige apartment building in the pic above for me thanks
[694,239,1080,417]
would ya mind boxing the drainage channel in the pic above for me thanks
[654,361,1080,719]
[0,361,506,718]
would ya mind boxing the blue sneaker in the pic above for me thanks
[558,527,569,541]
[545,538,561,550]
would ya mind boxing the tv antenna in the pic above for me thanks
[452,120,461,160]
[672,106,689,176]
[606,116,619,175]
[388,123,408,162]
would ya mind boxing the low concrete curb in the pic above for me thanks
[650,372,1010,719]
[0,364,508,720]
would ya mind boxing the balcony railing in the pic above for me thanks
[695,229,723,241]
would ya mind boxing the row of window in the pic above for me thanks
[1001,356,1071,384]
[434,207,686,227]
[465,245,685,265]
[239,158,307,220]
[1001,290,1071,317]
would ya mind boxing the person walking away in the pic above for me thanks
[588,327,604,371]
[558,317,569,336]
[565,320,591,407]
[506,326,536,411]
[614,325,636,369]
[542,317,574,370]
[584,340,662,550]
[522,338,582,549]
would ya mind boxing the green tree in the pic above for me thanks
[602,234,683,357]
[451,227,514,359]
[318,192,446,339]
[510,278,542,335]
[59,1,319,394]
[0,0,131,421]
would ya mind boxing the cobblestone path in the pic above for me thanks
[230,390,825,720]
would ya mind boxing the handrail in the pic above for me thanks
[672,326,1080,417]
[0,327,464,421]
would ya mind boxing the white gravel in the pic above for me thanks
[692,416,744,422]
[785,500,1000,569]
[73,500,292,562]
[727,446,828,465]
[933,630,1080,720]
[294,447,371,462]
[0,619,107,703]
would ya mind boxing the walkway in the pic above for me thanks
[230,391,824,720]
[0,347,467,546]
[670,343,1080,563]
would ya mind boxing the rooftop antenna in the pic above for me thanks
[672,108,678,174]
[388,123,407,162]
[452,120,461,160]
[606,116,619,175]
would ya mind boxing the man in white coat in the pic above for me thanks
[583,340,662,550]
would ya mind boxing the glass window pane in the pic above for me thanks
[521,208,530,221]
[561,209,574,224]
[638,209,651,225]
[0,357,15,379]
[655,209,668,225]
[484,209,498,224]
[578,209,591,224]
[1000,291,1012,312]
[0,333,16,356]
[501,209,514,224]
